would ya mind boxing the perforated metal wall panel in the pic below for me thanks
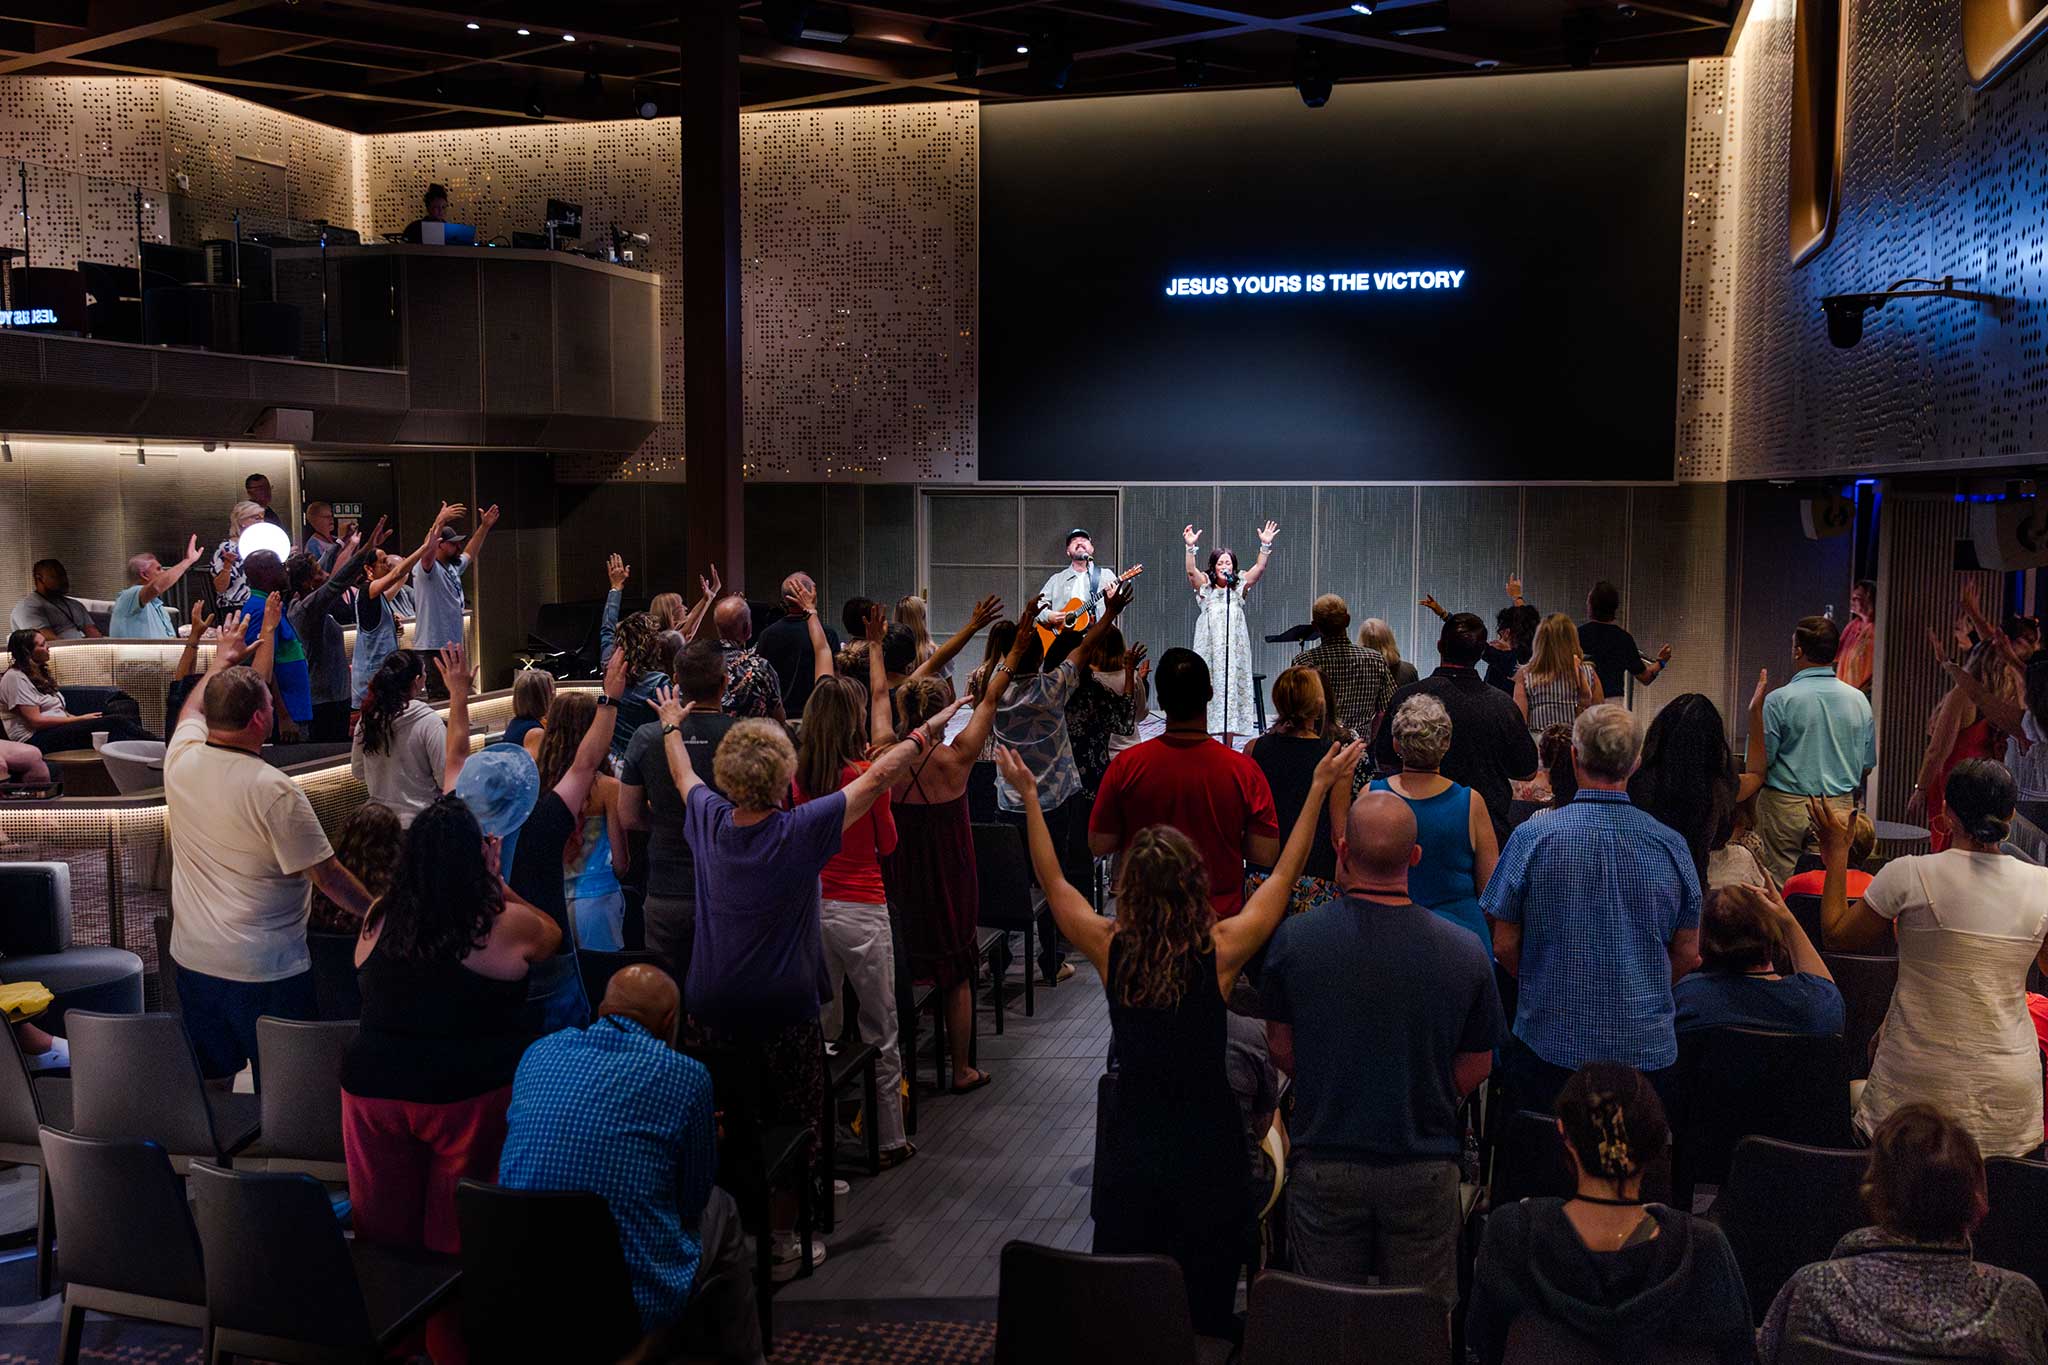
[1314,486,1420,669]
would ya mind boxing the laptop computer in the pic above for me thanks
[418,221,478,246]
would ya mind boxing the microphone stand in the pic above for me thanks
[1219,567,1235,744]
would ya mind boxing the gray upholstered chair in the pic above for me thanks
[0,862,145,1034]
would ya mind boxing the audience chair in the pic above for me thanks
[886,894,939,1134]
[1672,1028,1852,1206]
[39,1128,210,1365]
[686,1043,815,1349]
[979,926,1008,1035]
[577,947,663,1012]
[1780,1338,1983,1364]
[995,1240,1233,1365]
[0,1022,70,1299]
[188,1160,461,1365]
[1502,1312,1719,1364]
[0,862,146,1031]
[307,932,361,1021]
[1713,1137,1869,1321]
[968,758,999,823]
[237,1017,355,1182]
[1818,953,1899,1081]
[1241,1270,1449,1365]
[973,821,1038,1018]
[1489,1108,1574,1206]
[454,1180,640,1365]
[66,1010,261,1172]
[1977,1157,2048,1291]
[1783,893,1829,951]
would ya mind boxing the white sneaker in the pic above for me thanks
[770,1234,826,1281]
[24,1037,67,1072]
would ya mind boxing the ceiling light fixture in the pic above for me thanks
[465,21,479,30]
[561,33,575,42]
[1294,38,1333,107]
[516,27,531,36]
[1015,43,1030,54]
[1349,2,1373,12]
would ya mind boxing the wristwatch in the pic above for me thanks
[596,694,619,708]
[661,722,681,736]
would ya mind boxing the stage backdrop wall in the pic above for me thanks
[1700,0,2048,477]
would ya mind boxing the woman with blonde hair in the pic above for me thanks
[1910,631,2023,851]
[1370,694,1498,949]
[895,595,939,674]
[648,591,688,634]
[504,668,555,756]
[535,691,629,951]
[1359,617,1417,687]
[1515,612,1600,739]
[995,732,1361,1338]
[1243,665,1346,915]
[210,500,268,609]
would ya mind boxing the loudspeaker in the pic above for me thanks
[1800,492,1854,539]
[1968,499,2048,571]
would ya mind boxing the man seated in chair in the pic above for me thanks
[10,559,100,641]
[499,965,761,1359]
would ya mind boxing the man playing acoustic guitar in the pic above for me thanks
[1035,528,1142,650]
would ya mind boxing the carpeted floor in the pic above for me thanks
[767,1318,995,1363]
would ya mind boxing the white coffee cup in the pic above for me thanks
[91,731,109,752]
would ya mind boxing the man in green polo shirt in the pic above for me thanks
[1755,614,1876,882]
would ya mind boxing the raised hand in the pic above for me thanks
[1258,519,1280,543]
[259,590,284,637]
[1019,594,1048,626]
[968,595,1004,632]
[1656,644,1673,663]
[603,643,628,698]
[1420,594,1445,618]
[992,744,1035,797]
[435,642,472,693]
[210,610,251,670]
[365,515,392,551]
[1806,796,1855,859]
[185,533,201,561]
[921,695,969,741]
[1125,642,1148,677]
[607,553,631,591]
[789,579,818,615]
[701,563,723,600]
[433,501,466,531]
[1104,580,1134,618]
[478,504,501,529]
[1961,579,1982,618]
[1750,668,1770,712]
[187,600,214,640]
[1506,573,1524,602]
[652,684,694,728]
[1182,525,1202,548]
[864,602,888,643]
[1315,738,1368,788]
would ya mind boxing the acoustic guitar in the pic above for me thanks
[1035,564,1144,651]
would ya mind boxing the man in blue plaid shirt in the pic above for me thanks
[500,965,759,1355]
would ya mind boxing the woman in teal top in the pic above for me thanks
[1369,693,1499,951]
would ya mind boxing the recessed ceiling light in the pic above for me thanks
[1349,2,1373,13]
[1475,58,1500,68]
[1015,43,1030,53]
[561,33,576,42]
[516,27,531,35]
[465,20,479,29]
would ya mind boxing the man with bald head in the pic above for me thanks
[1260,789,1503,1310]
[709,591,783,720]
[752,570,840,716]
[500,965,756,1349]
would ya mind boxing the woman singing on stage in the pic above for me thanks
[1183,520,1277,741]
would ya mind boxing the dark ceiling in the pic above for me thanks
[0,0,1735,132]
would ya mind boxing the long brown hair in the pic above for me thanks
[534,691,597,794]
[613,611,668,677]
[4,630,54,694]
[1110,826,1214,1010]
[796,675,867,798]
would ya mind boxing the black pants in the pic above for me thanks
[1502,1032,1681,1119]
[29,716,153,754]
[649,1186,765,1363]
[413,649,452,702]
[998,794,1093,983]
[308,699,351,743]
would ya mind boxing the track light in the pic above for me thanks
[464,21,479,30]
[1820,277,1980,349]
[1349,2,1373,12]
[632,83,660,118]
[1294,39,1333,108]
[762,0,812,44]
[560,32,575,42]
[515,27,530,36]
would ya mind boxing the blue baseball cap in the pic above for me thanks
[452,742,539,839]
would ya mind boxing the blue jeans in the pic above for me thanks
[174,962,318,1087]
[526,951,590,1035]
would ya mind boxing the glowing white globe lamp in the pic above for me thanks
[236,521,292,564]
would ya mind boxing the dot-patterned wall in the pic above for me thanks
[0,78,978,484]
[1709,0,2048,477]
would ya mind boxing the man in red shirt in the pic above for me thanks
[1089,648,1280,917]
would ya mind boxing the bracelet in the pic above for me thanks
[908,730,929,752]
[1259,541,1275,553]
[992,662,1013,676]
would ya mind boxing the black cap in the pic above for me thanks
[436,524,463,543]
[1065,527,1090,546]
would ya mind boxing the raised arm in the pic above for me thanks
[1812,795,1888,952]
[171,601,214,683]
[1215,740,1364,984]
[1911,688,1973,822]
[547,645,625,819]
[1512,667,1531,723]
[994,743,1114,977]
[175,609,252,728]
[460,502,499,562]
[438,643,474,791]
[599,553,629,662]
[250,589,282,687]
[1066,580,1133,674]
[908,594,1002,685]
[1740,668,1768,803]
[139,535,204,607]
[1932,628,2027,735]
[1633,643,1673,687]
[305,518,388,624]
[786,578,834,682]
[1182,525,1207,591]
[1239,520,1279,592]
[371,502,463,601]
[841,697,966,830]
[211,543,237,594]
[863,603,894,748]
[1127,644,1152,728]
[681,564,721,643]
[652,688,705,805]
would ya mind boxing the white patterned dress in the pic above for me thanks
[1193,582,1257,738]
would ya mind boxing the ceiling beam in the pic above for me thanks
[0,0,267,74]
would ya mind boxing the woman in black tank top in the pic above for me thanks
[992,735,1363,1340]
[339,794,563,1313]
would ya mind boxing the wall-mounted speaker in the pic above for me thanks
[1968,498,2048,571]
[1800,491,1854,539]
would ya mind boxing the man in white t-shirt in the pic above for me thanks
[165,635,371,1087]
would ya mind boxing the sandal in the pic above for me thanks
[951,1068,994,1094]
[878,1142,917,1170]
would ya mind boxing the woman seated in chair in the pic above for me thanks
[1759,1103,2048,1365]
[1672,884,1844,1036]
[1466,1063,1755,1365]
